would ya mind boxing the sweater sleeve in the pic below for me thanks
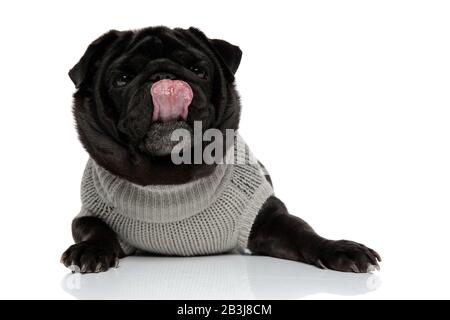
[236,166,274,251]
[78,160,137,255]
[74,207,137,255]
[76,206,94,218]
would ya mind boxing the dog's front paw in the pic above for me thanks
[316,240,381,273]
[60,241,119,274]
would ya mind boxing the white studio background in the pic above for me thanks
[0,0,449,299]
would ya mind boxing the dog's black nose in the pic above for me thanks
[151,72,176,81]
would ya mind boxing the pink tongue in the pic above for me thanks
[150,79,193,122]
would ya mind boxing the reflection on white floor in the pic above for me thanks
[62,254,381,299]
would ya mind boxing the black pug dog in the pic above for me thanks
[61,26,381,274]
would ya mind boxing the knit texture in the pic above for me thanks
[77,134,274,256]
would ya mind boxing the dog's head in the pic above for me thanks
[70,26,242,185]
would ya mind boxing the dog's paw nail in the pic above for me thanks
[349,263,359,273]
[317,259,327,269]
[367,264,378,272]
[80,265,87,273]
[95,263,102,273]
[114,258,120,268]
[69,264,79,273]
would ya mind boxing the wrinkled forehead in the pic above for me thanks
[115,28,209,65]
[128,28,187,53]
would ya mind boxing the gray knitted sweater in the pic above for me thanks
[77,134,274,256]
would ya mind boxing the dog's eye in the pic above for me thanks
[189,66,207,79]
[113,74,132,88]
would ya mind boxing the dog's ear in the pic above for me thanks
[209,38,242,75]
[187,27,242,82]
[69,30,121,89]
